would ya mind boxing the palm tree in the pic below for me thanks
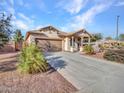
[13,29,23,51]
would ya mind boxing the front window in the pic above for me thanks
[83,37,88,42]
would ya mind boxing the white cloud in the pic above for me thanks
[115,1,124,6]
[0,0,15,15]
[32,24,49,30]
[33,25,44,30]
[57,0,89,14]
[14,13,35,31]
[18,13,32,23]
[15,20,28,30]
[12,18,35,31]
[16,0,31,9]
[0,0,35,31]
[62,0,114,31]
[7,7,15,15]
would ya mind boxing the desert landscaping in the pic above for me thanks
[0,0,124,93]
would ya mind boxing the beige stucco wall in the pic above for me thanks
[74,38,78,51]
[64,37,70,51]
[26,35,35,44]
[62,39,65,51]
[40,30,60,38]
[26,30,62,44]
[41,30,60,38]
[78,33,90,37]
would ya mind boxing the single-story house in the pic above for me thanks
[25,26,92,52]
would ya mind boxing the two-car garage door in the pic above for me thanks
[37,39,62,52]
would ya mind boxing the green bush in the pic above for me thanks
[120,42,124,47]
[83,45,94,54]
[99,44,104,51]
[18,44,48,74]
[103,50,124,63]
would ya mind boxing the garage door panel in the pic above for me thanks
[37,39,62,52]
[49,40,62,51]
[37,40,50,52]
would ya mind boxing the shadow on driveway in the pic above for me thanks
[45,53,67,71]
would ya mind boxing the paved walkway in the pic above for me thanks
[45,52,124,93]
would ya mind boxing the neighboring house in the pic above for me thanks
[25,26,92,52]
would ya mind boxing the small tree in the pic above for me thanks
[13,29,23,51]
[18,44,48,74]
[91,37,97,42]
[83,45,94,54]
[105,36,112,40]
[0,32,9,48]
[0,13,13,48]
[92,33,103,41]
[119,34,124,41]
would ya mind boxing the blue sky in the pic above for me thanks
[0,0,124,38]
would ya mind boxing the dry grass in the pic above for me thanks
[0,52,77,93]
[89,52,104,59]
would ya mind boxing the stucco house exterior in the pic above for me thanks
[25,26,92,52]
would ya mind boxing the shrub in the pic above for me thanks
[83,45,94,54]
[120,42,124,47]
[99,44,104,51]
[103,50,124,63]
[18,44,48,74]
[103,45,109,49]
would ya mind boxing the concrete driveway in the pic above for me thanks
[45,52,124,93]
